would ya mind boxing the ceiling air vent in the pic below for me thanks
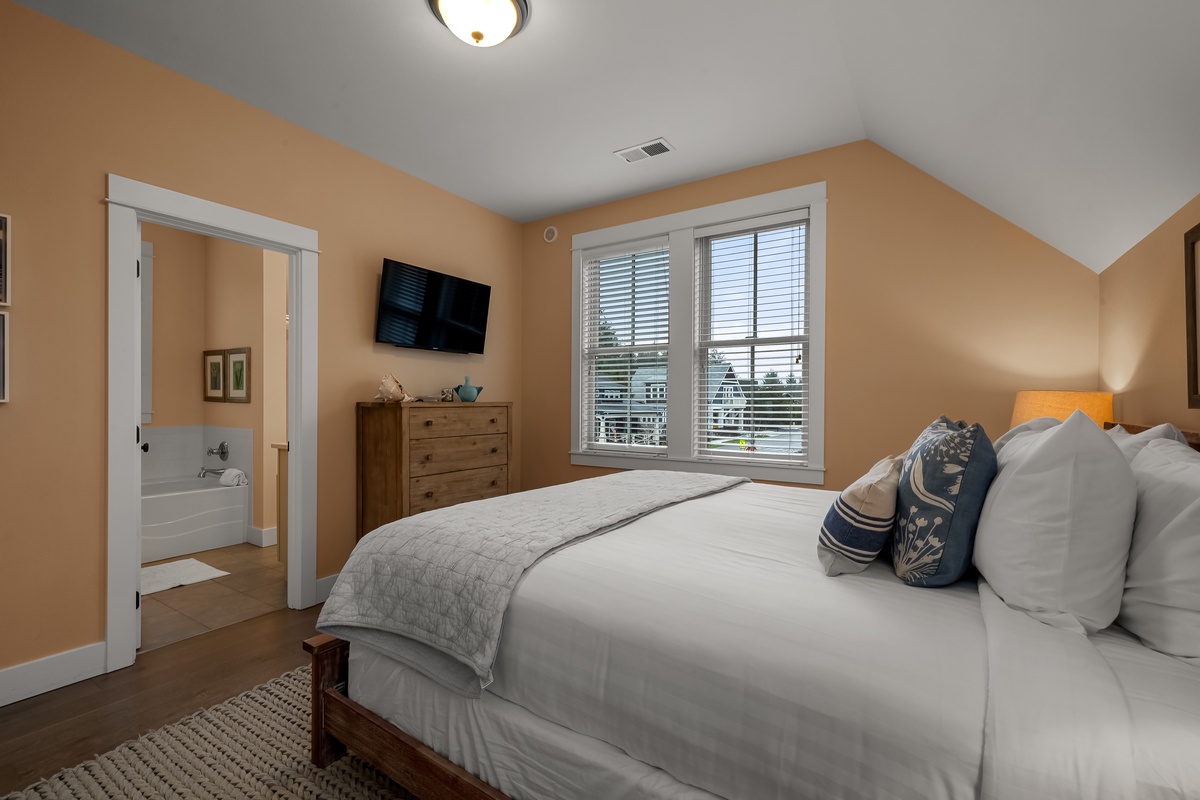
[614,138,674,164]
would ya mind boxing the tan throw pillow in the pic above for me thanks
[818,455,904,576]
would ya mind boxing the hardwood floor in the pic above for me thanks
[0,604,324,794]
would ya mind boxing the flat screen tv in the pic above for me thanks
[374,259,491,354]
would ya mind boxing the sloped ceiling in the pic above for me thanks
[14,0,1200,272]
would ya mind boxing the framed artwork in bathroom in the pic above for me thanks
[204,349,226,402]
[226,347,251,403]
[0,214,10,306]
[0,311,8,403]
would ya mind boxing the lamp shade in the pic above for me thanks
[1010,390,1114,429]
[429,0,529,47]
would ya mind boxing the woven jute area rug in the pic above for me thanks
[4,667,414,800]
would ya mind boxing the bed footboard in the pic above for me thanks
[302,634,511,800]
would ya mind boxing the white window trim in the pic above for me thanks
[571,184,826,484]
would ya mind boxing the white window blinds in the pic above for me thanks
[580,243,670,452]
[695,219,808,465]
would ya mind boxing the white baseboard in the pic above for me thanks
[0,641,106,707]
[315,572,339,604]
[246,526,278,548]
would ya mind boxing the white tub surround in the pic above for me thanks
[141,476,249,563]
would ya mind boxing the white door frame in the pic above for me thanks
[106,174,320,673]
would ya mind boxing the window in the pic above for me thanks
[571,184,826,483]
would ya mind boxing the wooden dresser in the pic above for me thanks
[356,400,512,538]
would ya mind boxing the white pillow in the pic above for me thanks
[1119,438,1200,663]
[1106,422,1189,462]
[993,416,1060,453]
[973,410,1136,634]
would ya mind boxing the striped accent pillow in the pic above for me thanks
[818,455,904,576]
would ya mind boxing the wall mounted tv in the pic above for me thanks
[374,259,491,355]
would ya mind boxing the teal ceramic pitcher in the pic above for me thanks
[455,376,482,402]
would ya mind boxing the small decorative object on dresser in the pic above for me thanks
[356,400,512,538]
[374,373,416,402]
[455,375,482,402]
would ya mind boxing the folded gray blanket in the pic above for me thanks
[318,470,748,696]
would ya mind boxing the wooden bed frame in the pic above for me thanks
[306,422,1200,800]
[304,634,510,800]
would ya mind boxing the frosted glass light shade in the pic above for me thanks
[1010,390,1114,428]
[430,0,528,47]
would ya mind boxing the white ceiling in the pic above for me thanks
[16,0,1200,272]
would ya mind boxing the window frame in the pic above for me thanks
[570,183,826,484]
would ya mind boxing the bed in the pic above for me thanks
[305,418,1200,800]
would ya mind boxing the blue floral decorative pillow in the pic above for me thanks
[891,417,997,587]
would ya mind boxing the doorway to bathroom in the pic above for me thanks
[106,174,319,677]
[136,226,290,650]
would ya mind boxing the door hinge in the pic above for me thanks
[135,591,141,610]
[136,425,141,444]
[136,259,140,278]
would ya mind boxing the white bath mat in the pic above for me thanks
[141,558,229,595]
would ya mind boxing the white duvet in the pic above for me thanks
[352,481,1200,800]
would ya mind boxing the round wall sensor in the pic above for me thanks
[543,226,558,243]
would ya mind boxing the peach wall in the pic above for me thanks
[204,238,266,526]
[142,223,207,426]
[0,2,522,670]
[520,140,1101,492]
[1100,191,1200,431]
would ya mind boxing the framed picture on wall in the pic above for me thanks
[1,311,9,403]
[226,347,251,403]
[1186,222,1200,409]
[204,349,226,402]
[1,214,10,306]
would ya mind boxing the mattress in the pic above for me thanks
[351,644,724,800]
[352,482,991,800]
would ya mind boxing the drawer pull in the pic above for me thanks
[425,420,433,426]
[425,454,433,461]
[491,447,498,453]
[490,418,497,424]
[491,480,498,486]
[425,491,434,499]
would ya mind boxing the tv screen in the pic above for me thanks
[374,259,491,354]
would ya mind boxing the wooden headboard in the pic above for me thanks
[1106,422,1200,453]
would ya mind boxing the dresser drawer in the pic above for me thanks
[409,465,509,515]
[410,434,508,477]
[407,405,508,440]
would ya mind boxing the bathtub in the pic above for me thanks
[141,476,249,563]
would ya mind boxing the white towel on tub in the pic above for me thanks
[219,468,248,486]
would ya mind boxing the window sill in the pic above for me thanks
[569,451,825,485]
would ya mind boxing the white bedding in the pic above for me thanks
[347,480,1200,800]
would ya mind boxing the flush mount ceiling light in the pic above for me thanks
[428,0,530,47]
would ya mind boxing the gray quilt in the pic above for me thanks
[317,470,748,696]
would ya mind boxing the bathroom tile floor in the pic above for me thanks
[139,543,287,652]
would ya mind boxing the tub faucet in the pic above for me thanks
[207,441,230,461]
[198,467,227,478]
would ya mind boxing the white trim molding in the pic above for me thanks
[106,175,320,678]
[0,642,106,707]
